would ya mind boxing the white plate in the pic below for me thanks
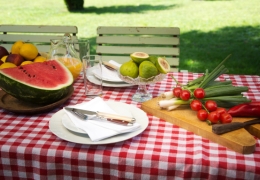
[88,75,133,87]
[92,65,124,82]
[87,66,133,87]
[49,101,149,145]
[62,114,85,133]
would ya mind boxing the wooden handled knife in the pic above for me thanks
[212,118,260,135]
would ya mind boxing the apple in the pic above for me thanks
[6,54,25,66]
[0,46,9,59]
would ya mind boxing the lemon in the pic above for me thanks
[11,40,24,54]
[19,43,38,60]
[1,55,8,62]
[0,62,17,69]
[57,57,83,80]
[119,60,139,78]
[34,56,47,62]
[21,61,33,66]
[139,61,158,79]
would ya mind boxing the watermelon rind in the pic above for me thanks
[0,60,74,105]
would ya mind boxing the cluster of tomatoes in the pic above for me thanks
[173,87,233,125]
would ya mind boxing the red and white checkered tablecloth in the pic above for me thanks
[0,72,260,179]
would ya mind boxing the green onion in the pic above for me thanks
[164,54,251,110]
[202,96,251,108]
[199,54,231,88]
[204,85,248,97]
[205,80,233,87]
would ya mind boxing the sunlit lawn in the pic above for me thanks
[1,0,259,75]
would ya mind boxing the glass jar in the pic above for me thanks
[49,34,84,80]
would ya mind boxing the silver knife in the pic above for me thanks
[64,107,136,126]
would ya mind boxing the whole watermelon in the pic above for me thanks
[0,60,74,105]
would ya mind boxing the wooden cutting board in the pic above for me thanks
[141,97,260,154]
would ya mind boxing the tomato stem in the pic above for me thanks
[206,120,212,126]
[171,75,183,87]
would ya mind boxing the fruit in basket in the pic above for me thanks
[139,61,158,79]
[130,52,149,64]
[148,55,158,65]
[0,62,17,69]
[1,55,8,62]
[19,43,38,60]
[6,54,25,66]
[119,60,139,78]
[120,52,171,79]
[155,57,170,74]
[11,40,24,54]
[0,46,9,59]
[34,56,47,62]
[0,60,73,104]
[21,60,34,66]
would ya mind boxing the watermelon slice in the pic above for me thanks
[0,60,73,104]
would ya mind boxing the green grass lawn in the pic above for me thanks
[1,0,259,75]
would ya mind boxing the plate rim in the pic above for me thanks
[92,65,124,83]
[49,101,149,145]
[62,113,86,134]
[88,75,133,87]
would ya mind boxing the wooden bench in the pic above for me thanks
[0,25,78,53]
[96,26,180,72]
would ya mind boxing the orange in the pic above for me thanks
[57,57,82,80]
[19,43,38,60]
[11,40,24,54]
[21,61,33,66]
[0,62,17,69]
[34,56,47,62]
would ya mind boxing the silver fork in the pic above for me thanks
[69,109,132,126]
[71,109,88,119]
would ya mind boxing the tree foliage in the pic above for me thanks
[64,0,84,11]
